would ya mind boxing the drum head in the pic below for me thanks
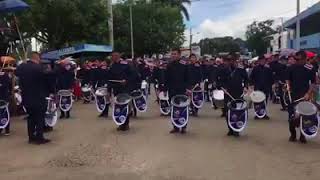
[58,90,72,96]
[213,90,224,100]
[115,94,131,105]
[250,91,266,103]
[296,101,317,116]
[228,99,247,111]
[81,87,91,92]
[95,88,108,96]
[130,90,143,99]
[171,95,190,107]
[159,91,169,100]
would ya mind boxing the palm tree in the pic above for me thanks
[154,0,191,20]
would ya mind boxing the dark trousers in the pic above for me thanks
[278,86,287,109]
[224,96,233,133]
[0,122,10,133]
[287,102,305,139]
[26,105,45,140]
[119,115,130,129]
[100,104,109,116]
[60,110,70,118]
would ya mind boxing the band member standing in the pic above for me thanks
[165,48,189,134]
[56,60,75,119]
[152,60,168,104]
[208,58,219,109]
[0,68,12,136]
[16,52,51,144]
[188,54,203,116]
[250,56,273,119]
[97,61,110,117]
[216,55,248,137]
[108,52,134,131]
[286,51,316,144]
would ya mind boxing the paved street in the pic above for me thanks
[1,93,320,180]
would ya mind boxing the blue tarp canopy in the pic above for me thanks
[0,0,30,13]
[41,44,113,60]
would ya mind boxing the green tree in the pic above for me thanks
[245,20,276,56]
[113,0,185,56]
[17,0,109,50]
[153,0,191,20]
[195,36,244,56]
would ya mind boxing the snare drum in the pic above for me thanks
[212,90,224,108]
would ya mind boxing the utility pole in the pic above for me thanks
[296,0,300,50]
[107,0,114,48]
[189,27,192,50]
[129,2,134,59]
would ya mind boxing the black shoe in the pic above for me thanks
[44,127,53,133]
[181,129,186,134]
[99,113,107,118]
[289,136,297,142]
[264,115,270,120]
[117,127,122,131]
[214,106,218,110]
[220,114,226,118]
[59,114,65,119]
[227,131,234,136]
[170,129,179,134]
[122,126,130,131]
[233,132,240,137]
[35,138,51,145]
[280,108,287,111]
[254,116,260,120]
[299,136,307,144]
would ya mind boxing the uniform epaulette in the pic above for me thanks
[120,60,128,65]
[264,64,270,68]
[304,64,313,70]
[179,59,187,65]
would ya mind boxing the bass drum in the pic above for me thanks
[191,85,204,109]
[58,90,73,112]
[227,99,248,132]
[112,94,131,126]
[0,100,9,129]
[212,90,224,108]
[295,101,319,139]
[131,90,147,112]
[45,97,58,127]
[171,95,190,128]
[250,91,267,118]
[95,87,110,113]
[159,91,170,115]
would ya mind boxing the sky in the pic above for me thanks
[185,0,319,44]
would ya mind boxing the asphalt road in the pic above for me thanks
[1,93,320,180]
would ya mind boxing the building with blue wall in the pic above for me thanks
[284,2,320,53]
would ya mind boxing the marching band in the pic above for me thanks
[1,49,320,145]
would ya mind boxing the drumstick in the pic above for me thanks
[293,97,305,103]
[108,80,124,83]
[221,87,236,101]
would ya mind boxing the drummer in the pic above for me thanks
[187,54,203,116]
[216,54,248,137]
[0,66,12,136]
[249,55,274,120]
[286,50,316,143]
[96,61,110,118]
[165,48,190,134]
[55,60,75,119]
[108,51,134,131]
